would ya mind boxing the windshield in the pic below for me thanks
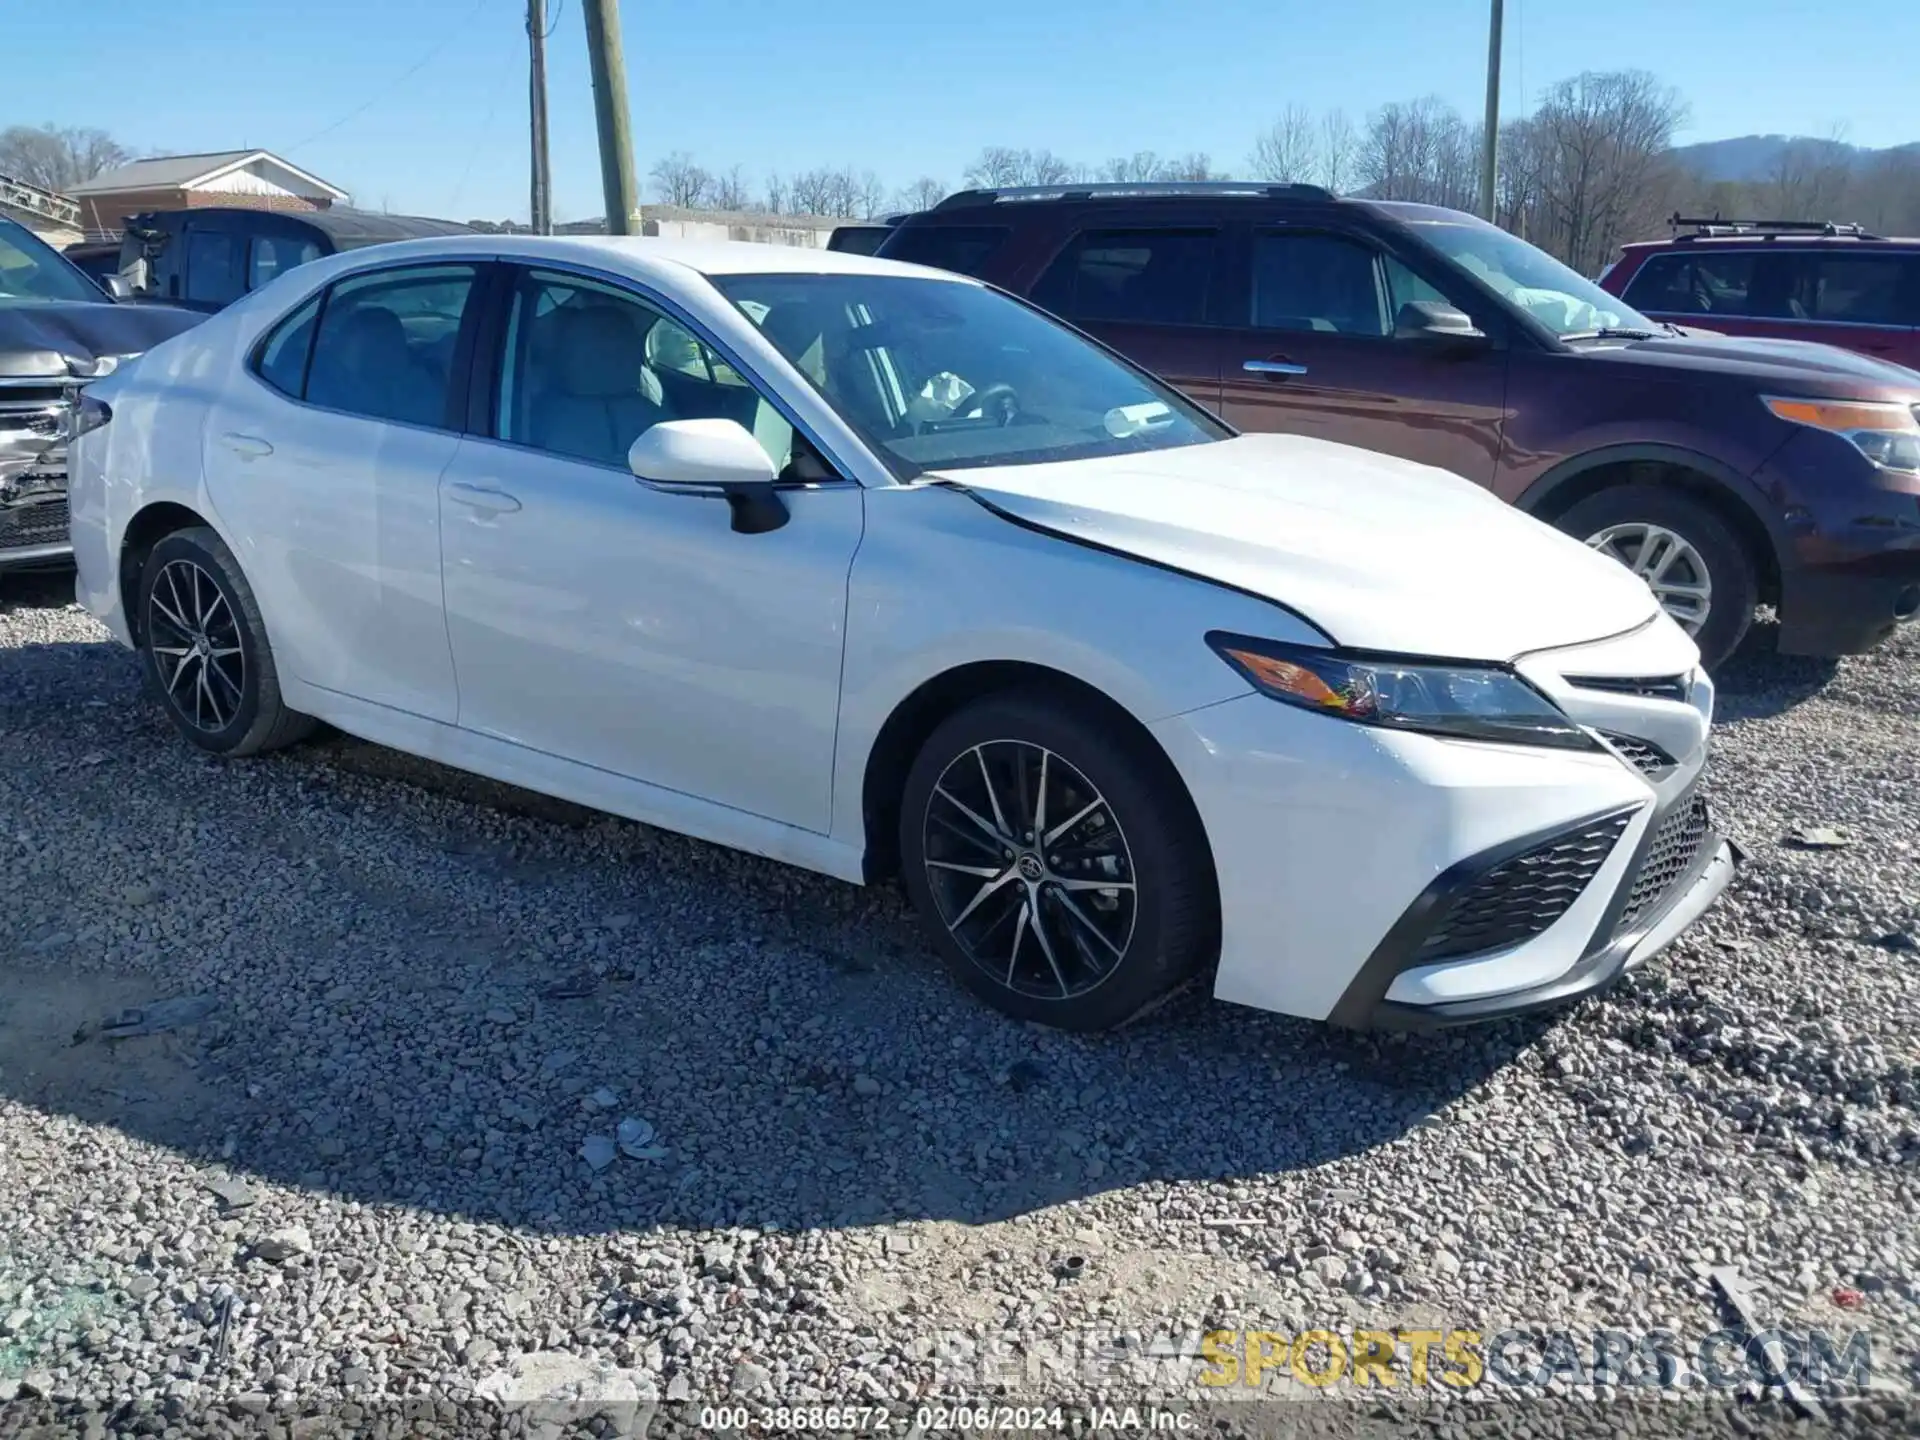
[709,272,1226,476]
[0,219,106,305]
[1408,219,1656,339]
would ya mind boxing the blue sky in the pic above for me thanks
[12,0,1919,223]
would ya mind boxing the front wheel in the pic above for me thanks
[1555,485,1758,671]
[898,691,1215,1031]
[137,526,316,757]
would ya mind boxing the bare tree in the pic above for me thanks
[1249,107,1317,183]
[893,175,948,212]
[763,173,788,215]
[787,166,878,218]
[1524,70,1687,274]
[852,169,887,218]
[0,124,131,191]
[1160,152,1221,181]
[1319,110,1358,192]
[1098,151,1166,183]
[648,150,711,208]
[962,147,1084,188]
[707,164,752,212]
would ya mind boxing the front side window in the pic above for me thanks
[1251,232,1389,336]
[302,264,477,427]
[250,235,324,290]
[713,272,1227,477]
[1410,218,1653,337]
[1803,255,1911,326]
[185,230,245,306]
[1030,228,1216,326]
[0,218,104,304]
[497,269,799,473]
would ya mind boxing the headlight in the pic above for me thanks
[1207,634,1598,751]
[1763,396,1920,474]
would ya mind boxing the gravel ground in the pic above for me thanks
[0,569,1915,1438]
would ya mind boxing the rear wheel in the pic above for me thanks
[1555,484,1757,670]
[137,527,316,757]
[898,691,1215,1031]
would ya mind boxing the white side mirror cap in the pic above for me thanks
[628,418,777,488]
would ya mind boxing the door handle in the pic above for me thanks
[218,432,274,459]
[445,483,522,515]
[1243,359,1309,378]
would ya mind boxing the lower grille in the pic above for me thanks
[1600,730,1678,778]
[1615,793,1712,935]
[1417,812,1632,963]
[0,496,70,551]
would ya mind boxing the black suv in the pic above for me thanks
[876,183,1920,669]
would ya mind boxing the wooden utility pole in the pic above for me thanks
[1478,0,1504,223]
[527,0,552,234]
[581,0,640,234]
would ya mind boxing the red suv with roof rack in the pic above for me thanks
[1600,216,1920,371]
[878,184,1920,669]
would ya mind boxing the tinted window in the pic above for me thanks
[250,234,324,290]
[1623,251,1757,316]
[1031,228,1216,326]
[1252,232,1388,336]
[0,218,103,304]
[499,269,799,473]
[878,225,1010,278]
[185,230,245,306]
[1805,255,1910,325]
[254,294,321,398]
[304,264,477,427]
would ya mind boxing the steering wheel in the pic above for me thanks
[954,382,1020,426]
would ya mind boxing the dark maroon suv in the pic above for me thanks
[876,184,1920,669]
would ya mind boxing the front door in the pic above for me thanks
[201,261,483,723]
[1213,226,1509,485]
[437,265,863,833]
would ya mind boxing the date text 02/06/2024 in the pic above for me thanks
[696,1405,1195,1432]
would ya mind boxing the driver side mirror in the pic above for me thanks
[628,418,790,535]
[1394,300,1486,345]
[103,274,134,301]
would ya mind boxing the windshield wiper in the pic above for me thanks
[1562,326,1661,342]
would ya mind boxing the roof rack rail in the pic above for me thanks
[934,181,1336,210]
[1668,212,1882,241]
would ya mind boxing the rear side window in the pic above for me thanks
[254,294,321,397]
[185,230,245,306]
[249,234,324,290]
[1622,251,1759,316]
[878,225,1009,278]
[1031,228,1216,326]
[304,264,478,428]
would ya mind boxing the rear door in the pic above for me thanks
[1211,222,1510,484]
[1022,218,1225,412]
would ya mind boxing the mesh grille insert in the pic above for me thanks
[1417,812,1632,964]
[0,497,69,551]
[1615,793,1713,935]
[1599,730,1678,778]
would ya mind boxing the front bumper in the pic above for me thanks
[1350,804,1739,1030]
[1150,620,1730,1027]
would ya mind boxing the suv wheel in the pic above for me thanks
[1555,485,1757,670]
[898,691,1215,1031]
[137,527,317,757]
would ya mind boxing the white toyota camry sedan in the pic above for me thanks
[69,236,1736,1032]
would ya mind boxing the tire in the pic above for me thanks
[1554,484,1758,671]
[136,526,316,757]
[898,689,1215,1032]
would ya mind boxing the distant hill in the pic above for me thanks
[1671,134,1920,183]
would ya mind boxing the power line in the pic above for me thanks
[281,0,498,158]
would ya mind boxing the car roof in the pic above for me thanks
[1621,233,1920,251]
[314,232,977,284]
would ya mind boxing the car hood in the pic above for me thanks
[0,301,204,379]
[931,433,1665,662]
[1583,331,1920,393]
